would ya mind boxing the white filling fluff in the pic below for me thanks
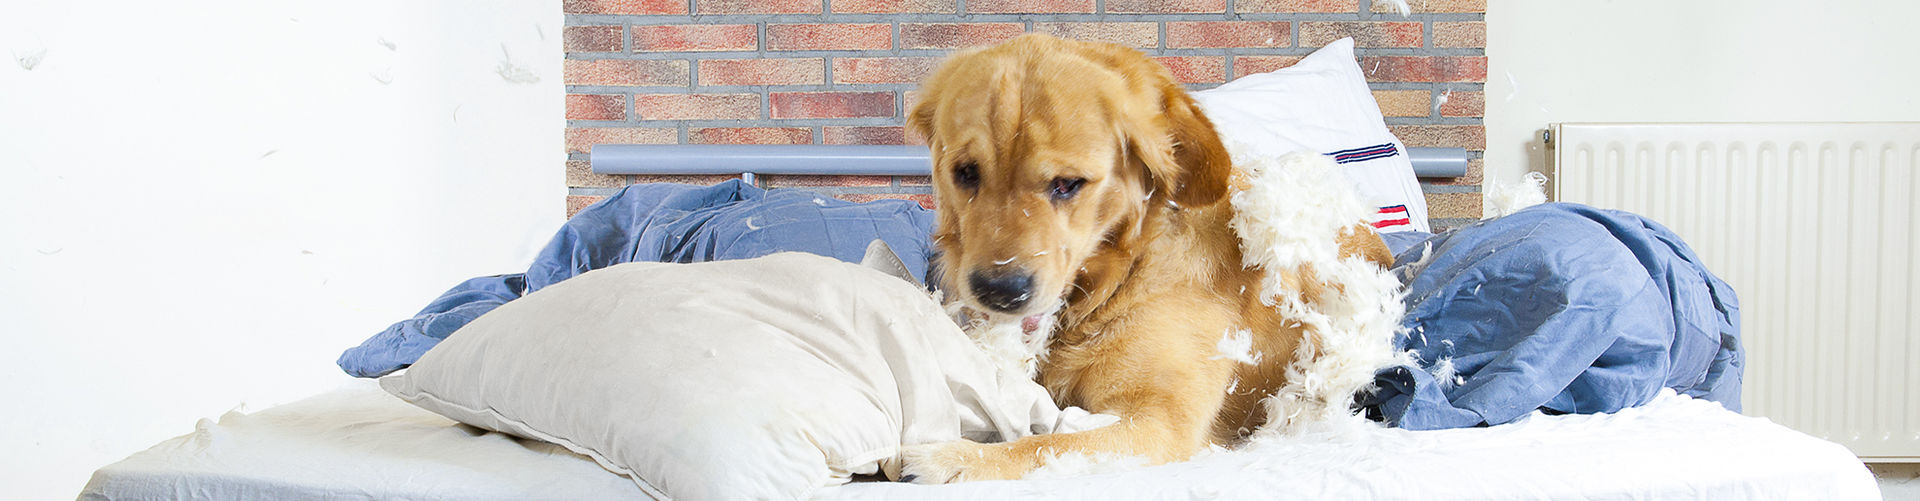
[1394,240,1439,286]
[1226,146,1412,437]
[1483,171,1549,219]
[1430,356,1462,390]
[1378,0,1412,16]
[941,291,1055,379]
[1212,328,1261,365]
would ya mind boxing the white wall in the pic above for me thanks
[1485,0,1920,197]
[0,1,562,498]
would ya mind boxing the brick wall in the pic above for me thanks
[563,0,1486,230]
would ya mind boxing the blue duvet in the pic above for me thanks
[1364,203,1742,429]
[339,191,1741,431]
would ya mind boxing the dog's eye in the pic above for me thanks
[953,162,980,189]
[1050,177,1086,201]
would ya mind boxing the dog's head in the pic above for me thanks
[910,34,1231,318]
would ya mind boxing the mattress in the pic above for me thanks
[80,380,649,500]
[81,379,1879,500]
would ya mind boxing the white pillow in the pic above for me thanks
[379,252,1113,500]
[1193,38,1431,233]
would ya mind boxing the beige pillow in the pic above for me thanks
[380,252,1112,500]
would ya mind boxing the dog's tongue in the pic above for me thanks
[1021,314,1043,334]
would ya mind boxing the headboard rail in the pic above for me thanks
[590,144,1470,178]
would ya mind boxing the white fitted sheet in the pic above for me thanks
[80,379,649,500]
[81,380,1879,500]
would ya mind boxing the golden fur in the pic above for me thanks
[900,34,1393,482]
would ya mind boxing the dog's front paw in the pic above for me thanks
[898,440,1020,484]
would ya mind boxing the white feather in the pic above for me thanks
[1212,329,1261,365]
[1483,171,1549,219]
[1430,357,1460,390]
[943,295,1057,379]
[1225,146,1411,437]
[1378,0,1411,16]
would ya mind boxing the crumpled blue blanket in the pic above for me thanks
[336,180,937,377]
[339,190,1742,432]
[1363,203,1743,430]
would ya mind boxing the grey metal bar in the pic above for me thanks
[1406,147,1470,178]
[592,144,1470,178]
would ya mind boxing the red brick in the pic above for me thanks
[690,127,813,145]
[1373,0,1484,13]
[1438,90,1484,117]
[567,94,626,120]
[1434,21,1486,48]
[770,91,895,119]
[1106,0,1224,13]
[565,127,677,154]
[631,24,757,52]
[698,58,825,86]
[832,57,939,84]
[968,0,1092,13]
[831,0,957,13]
[900,23,1027,50]
[765,175,894,187]
[1299,21,1424,48]
[633,93,761,120]
[1372,89,1430,117]
[1153,56,1226,84]
[766,23,893,51]
[1232,56,1303,78]
[564,0,686,14]
[824,126,917,145]
[1423,192,1482,220]
[1166,22,1291,49]
[1237,0,1357,13]
[564,59,689,86]
[696,0,821,14]
[567,196,606,218]
[1388,125,1485,150]
[632,174,741,185]
[567,160,628,188]
[1359,56,1487,82]
[1033,22,1157,48]
[838,193,936,210]
[565,26,624,52]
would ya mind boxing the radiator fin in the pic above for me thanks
[1550,122,1920,461]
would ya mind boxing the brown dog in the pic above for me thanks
[901,34,1394,482]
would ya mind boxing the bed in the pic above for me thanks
[76,170,1882,501]
[81,379,1877,500]
[80,180,1884,499]
[80,39,1882,499]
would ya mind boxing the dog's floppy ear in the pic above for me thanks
[907,92,936,145]
[1128,81,1232,208]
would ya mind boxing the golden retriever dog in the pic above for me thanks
[901,33,1394,482]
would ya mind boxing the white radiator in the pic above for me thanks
[1548,122,1920,462]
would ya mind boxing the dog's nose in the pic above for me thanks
[969,271,1035,313]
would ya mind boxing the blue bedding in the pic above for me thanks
[1364,203,1742,430]
[336,180,937,377]
[339,189,1741,431]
